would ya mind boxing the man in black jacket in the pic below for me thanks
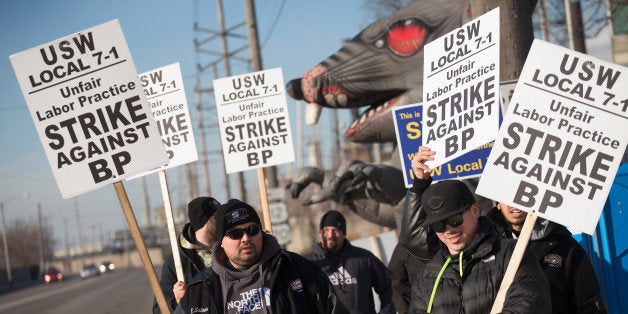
[154,196,221,314]
[488,203,607,313]
[304,210,395,314]
[408,178,551,313]
[176,199,347,314]
[404,147,550,313]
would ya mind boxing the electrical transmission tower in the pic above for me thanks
[193,0,252,202]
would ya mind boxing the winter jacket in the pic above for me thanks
[488,207,607,313]
[386,178,439,314]
[409,217,551,313]
[304,240,395,314]
[153,223,213,314]
[175,232,348,314]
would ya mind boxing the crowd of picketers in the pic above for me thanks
[153,146,607,314]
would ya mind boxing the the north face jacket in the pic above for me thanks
[304,240,395,314]
[175,232,348,314]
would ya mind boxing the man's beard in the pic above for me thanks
[323,239,339,252]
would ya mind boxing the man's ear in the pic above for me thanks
[471,203,481,217]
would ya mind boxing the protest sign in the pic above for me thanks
[422,8,500,168]
[10,19,168,199]
[128,63,198,179]
[393,103,494,187]
[477,39,628,234]
[213,67,295,173]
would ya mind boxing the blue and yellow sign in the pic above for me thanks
[392,102,500,187]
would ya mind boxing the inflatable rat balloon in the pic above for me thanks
[285,0,473,227]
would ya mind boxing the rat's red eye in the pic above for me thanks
[386,20,426,56]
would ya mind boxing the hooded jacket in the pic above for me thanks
[304,240,395,314]
[176,232,348,314]
[487,207,607,313]
[409,217,551,313]
[154,222,213,314]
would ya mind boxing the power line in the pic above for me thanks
[261,0,287,49]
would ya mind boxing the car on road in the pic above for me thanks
[99,261,115,274]
[43,266,63,284]
[80,264,100,279]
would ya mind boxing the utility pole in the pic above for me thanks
[98,222,105,246]
[186,162,200,200]
[75,198,85,265]
[63,213,70,259]
[217,0,246,201]
[471,0,535,81]
[140,177,151,226]
[211,64,232,199]
[196,76,213,197]
[244,0,279,188]
[194,0,251,202]
[0,201,13,286]
[37,203,44,276]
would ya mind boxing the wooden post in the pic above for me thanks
[490,213,538,313]
[113,181,170,314]
[257,168,273,234]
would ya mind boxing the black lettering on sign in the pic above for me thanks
[140,70,163,87]
[232,73,265,89]
[224,117,287,142]
[29,32,97,87]
[559,54,621,89]
[443,19,480,51]
[88,151,131,183]
[513,181,563,213]
[444,128,474,157]
[44,95,146,149]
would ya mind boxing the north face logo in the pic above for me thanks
[328,266,357,285]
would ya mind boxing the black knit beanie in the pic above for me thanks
[319,210,346,234]
[188,197,221,232]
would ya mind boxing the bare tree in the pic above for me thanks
[0,217,56,269]
[532,0,609,46]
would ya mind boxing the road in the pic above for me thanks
[0,267,155,313]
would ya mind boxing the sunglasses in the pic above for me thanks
[225,224,261,240]
[429,210,467,233]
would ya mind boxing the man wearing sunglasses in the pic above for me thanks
[176,199,348,314]
[304,210,395,314]
[406,153,550,313]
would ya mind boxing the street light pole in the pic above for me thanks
[0,193,29,287]
[0,202,12,286]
